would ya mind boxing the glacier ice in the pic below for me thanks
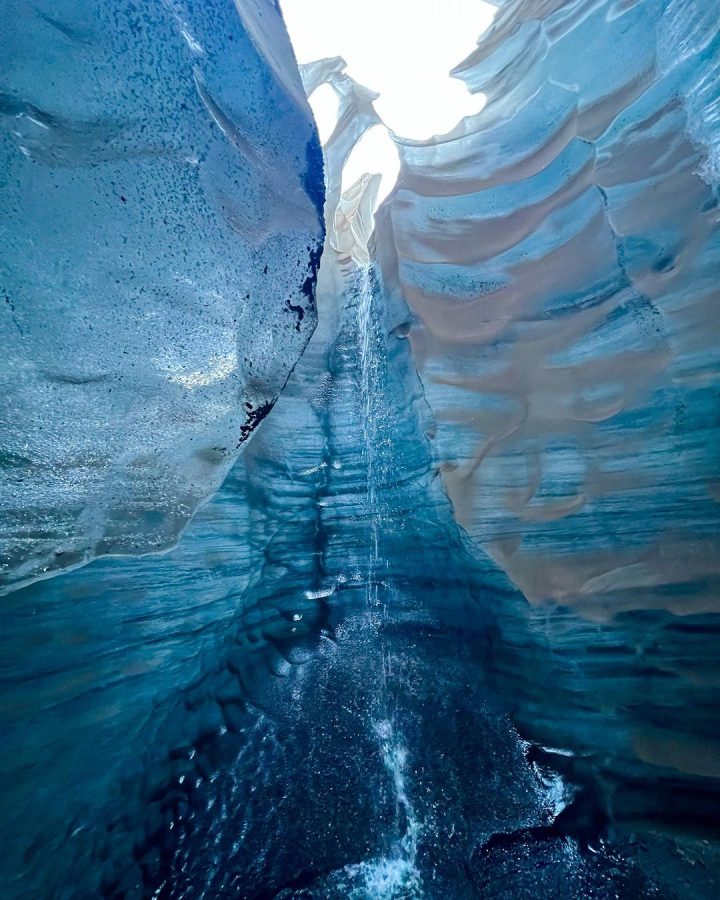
[377,0,720,618]
[0,0,324,595]
[2,0,720,897]
[375,0,720,826]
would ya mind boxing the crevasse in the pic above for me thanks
[1,1,719,898]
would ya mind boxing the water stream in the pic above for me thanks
[355,264,422,898]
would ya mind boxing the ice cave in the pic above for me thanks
[1,0,720,897]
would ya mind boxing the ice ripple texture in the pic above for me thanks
[3,1,720,897]
[375,0,720,816]
[0,0,324,594]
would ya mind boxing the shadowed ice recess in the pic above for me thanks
[1,0,720,898]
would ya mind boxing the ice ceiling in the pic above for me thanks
[2,1,720,897]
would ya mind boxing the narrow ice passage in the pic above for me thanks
[2,1,720,898]
[127,237,655,899]
[126,236,699,898]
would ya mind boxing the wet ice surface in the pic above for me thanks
[130,267,714,900]
[366,0,720,849]
[0,0,323,593]
[141,611,685,899]
[4,1,720,896]
[3,257,718,898]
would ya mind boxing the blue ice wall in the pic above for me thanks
[0,189,461,892]
[0,0,324,594]
[2,1,720,896]
[375,0,720,815]
[4,246,684,897]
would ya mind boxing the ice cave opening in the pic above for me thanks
[2,1,720,898]
[280,0,497,207]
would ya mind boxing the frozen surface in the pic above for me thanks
[5,241,714,899]
[0,0,324,594]
[377,0,720,617]
[375,0,720,813]
[2,1,720,897]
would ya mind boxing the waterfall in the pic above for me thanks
[354,263,422,898]
[357,263,381,613]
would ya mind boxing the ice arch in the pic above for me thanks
[281,0,497,251]
[280,0,496,139]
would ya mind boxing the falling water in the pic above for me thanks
[354,264,422,898]
[357,263,381,614]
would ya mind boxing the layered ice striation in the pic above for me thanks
[2,1,720,898]
[0,0,324,594]
[375,0,720,826]
[5,208,696,898]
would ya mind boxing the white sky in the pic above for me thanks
[280,0,496,201]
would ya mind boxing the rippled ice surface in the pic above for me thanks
[152,612,661,899]
[4,1,720,897]
[126,269,719,897]
[3,258,719,897]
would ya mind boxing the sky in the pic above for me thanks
[279,0,497,201]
